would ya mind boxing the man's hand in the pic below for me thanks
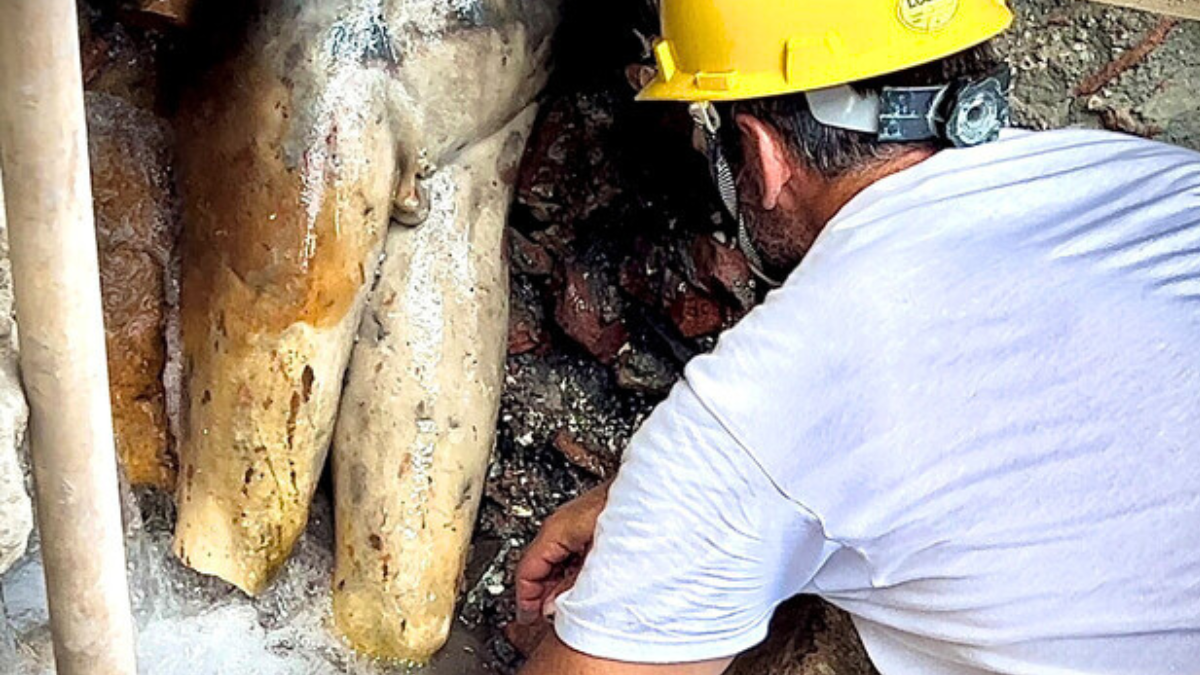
[516,480,612,624]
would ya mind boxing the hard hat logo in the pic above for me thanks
[898,0,960,33]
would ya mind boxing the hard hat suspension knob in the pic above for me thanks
[878,67,1011,147]
[944,70,1011,148]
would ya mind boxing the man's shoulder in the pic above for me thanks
[834,128,1199,229]
[816,127,1200,280]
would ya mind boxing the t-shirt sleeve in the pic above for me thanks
[552,378,840,664]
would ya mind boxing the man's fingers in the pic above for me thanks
[516,537,575,624]
[542,564,582,615]
[513,484,611,626]
[517,538,572,585]
[516,580,545,625]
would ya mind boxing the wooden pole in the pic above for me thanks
[0,1,138,674]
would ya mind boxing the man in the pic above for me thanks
[515,1,1200,673]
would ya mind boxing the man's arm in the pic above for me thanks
[522,634,732,675]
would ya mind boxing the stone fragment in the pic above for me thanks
[552,429,616,479]
[691,235,756,311]
[509,319,545,356]
[509,288,549,357]
[80,17,161,111]
[135,0,195,26]
[554,261,628,364]
[618,238,667,309]
[510,230,555,278]
[517,92,623,225]
[615,347,677,396]
[87,92,177,489]
[667,285,725,338]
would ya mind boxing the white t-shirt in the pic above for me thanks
[554,129,1200,674]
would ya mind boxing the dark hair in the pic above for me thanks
[725,43,1003,177]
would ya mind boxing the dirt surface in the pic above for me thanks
[1002,0,1200,146]
[3,1,1199,674]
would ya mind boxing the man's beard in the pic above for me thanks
[741,206,813,279]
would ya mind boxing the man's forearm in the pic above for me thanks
[520,633,732,675]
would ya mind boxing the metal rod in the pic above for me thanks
[0,1,138,673]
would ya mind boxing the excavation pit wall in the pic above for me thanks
[1,1,1199,674]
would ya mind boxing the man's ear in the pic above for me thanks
[735,114,793,211]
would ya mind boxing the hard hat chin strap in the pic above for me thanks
[689,102,784,288]
[807,68,1012,148]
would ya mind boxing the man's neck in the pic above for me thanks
[810,147,936,227]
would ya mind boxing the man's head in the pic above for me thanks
[639,0,1014,277]
[725,44,1004,273]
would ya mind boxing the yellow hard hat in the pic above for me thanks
[639,0,1014,102]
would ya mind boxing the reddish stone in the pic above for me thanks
[80,36,111,86]
[508,315,547,356]
[552,429,616,478]
[668,287,725,338]
[530,224,573,259]
[618,238,666,309]
[618,257,657,308]
[131,0,195,28]
[554,263,628,364]
[517,93,623,225]
[691,235,755,310]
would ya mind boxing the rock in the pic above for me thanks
[510,230,554,278]
[509,318,546,356]
[666,284,725,338]
[690,235,756,312]
[80,15,162,111]
[0,176,31,576]
[0,380,26,573]
[551,429,616,479]
[554,260,628,364]
[134,0,194,27]
[517,92,623,226]
[509,283,549,357]
[618,238,667,309]
[87,92,177,490]
[529,224,575,260]
[615,347,677,396]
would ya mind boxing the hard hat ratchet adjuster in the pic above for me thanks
[881,69,1012,147]
[809,68,1012,147]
